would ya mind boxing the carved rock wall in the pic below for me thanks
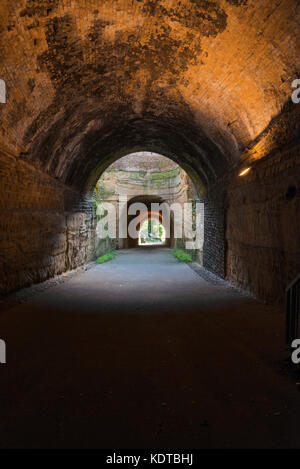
[0,148,95,295]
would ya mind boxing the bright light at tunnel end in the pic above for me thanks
[95,199,205,251]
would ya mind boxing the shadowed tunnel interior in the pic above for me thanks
[0,0,300,449]
[0,0,300,300]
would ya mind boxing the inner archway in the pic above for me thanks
[139,217,166,247]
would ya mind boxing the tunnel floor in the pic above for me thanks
[0,248,299,448]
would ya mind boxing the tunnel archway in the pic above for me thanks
[123,195,174,250]
[138,218,166,247]
[0,0,299,301]
[90,152,206,259]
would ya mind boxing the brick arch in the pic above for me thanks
[119,195,174,249]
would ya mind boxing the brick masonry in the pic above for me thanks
[201,180,227,279]
[226,143,300,302]
[0,148,96,295]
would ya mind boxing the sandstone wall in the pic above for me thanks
[110,153,178,172]
[96,153,191,204]
[0,148,95,295]
[226,144,300,302]
[1,142,299,303]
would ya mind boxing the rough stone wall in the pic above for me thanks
[110,153,178,172]
[0,148,95,295]
[226,144,300,302]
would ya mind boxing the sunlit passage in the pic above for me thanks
[139,219,166,246]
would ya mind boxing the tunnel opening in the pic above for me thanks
[91,152,204,258]
[138,218,166,247]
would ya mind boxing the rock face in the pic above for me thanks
[96,152,191,203]
[0,0,299,300]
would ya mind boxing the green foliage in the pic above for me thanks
[172,249,193,262]
[150,167,180,181]
[92,198,99,213]
[96,251,117,264]
[158,224,163,238]
[92,198,98,207]
[92,198,106,218]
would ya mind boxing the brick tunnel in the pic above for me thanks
[0,0,300,450]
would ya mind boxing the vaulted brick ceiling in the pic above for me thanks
[0,0,299,190]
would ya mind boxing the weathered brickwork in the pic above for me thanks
[0,148,95,295]
[1,1,299,190]
[226,144,300,302]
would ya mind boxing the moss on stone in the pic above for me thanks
[150,167,181,188]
